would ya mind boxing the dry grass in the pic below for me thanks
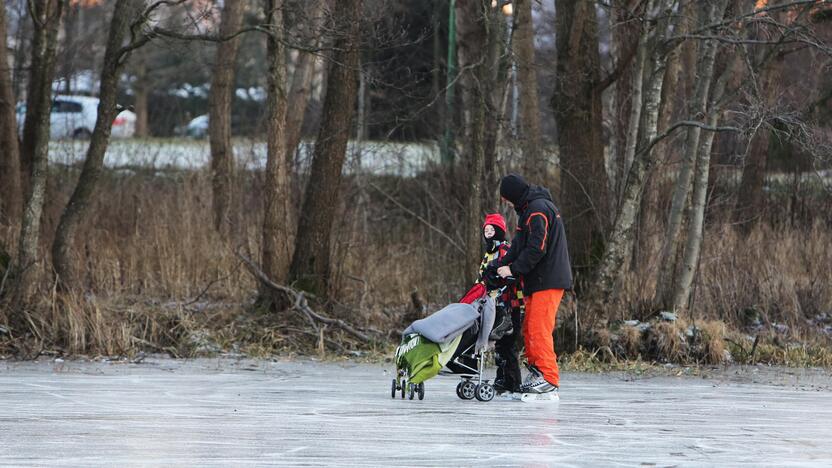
[0,161,830,366]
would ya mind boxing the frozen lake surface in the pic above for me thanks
[1,358,830,467]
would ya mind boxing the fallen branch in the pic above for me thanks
[236,253,373,343]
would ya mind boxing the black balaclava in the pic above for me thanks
[499,173,530,206]
[484,225,506,253]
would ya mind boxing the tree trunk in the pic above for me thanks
[51,0,144,290]
[455,0,492,282]
[209,0,245,237]
[593,0,678,306]
[133,51,149,138]
[514,0,543,183]
[285,51,315,161]
[481,6,506,212]
[0,4,22,226]
[654,1,722,310]
[288,0,362,296]
[261,0,292,290]
[672,111,719,312]
[552,0,609,282]
[15,0,65,304]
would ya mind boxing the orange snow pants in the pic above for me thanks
[523,289,564,387]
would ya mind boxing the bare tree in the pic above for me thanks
[593,0,679,306]
[455,0,500,281]
[285,0,327,163]
[672,47,737,311]
[51,0,147,289]
[261,0,292,290]
[0,4,21,226]
[513,0,543,182]
[733,62,784,230]
[132,49,150,138]
[209,0,246,237]
[654,0,724,310]
[289,0,363,295]
[14,0,65,304]
[552,0,610,280]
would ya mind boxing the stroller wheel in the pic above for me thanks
[401,379,406,399]
[475,383,495,402]
[459,380,476,400]
[408,383,415,400]
[417,382,425,400]
[391,379,397,399]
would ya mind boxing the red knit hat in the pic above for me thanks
[483,213,507,233]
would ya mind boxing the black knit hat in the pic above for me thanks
[499,173,529,205]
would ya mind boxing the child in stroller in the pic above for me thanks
[447,214,524,397]
[391,214,523,401]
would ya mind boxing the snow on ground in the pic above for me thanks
[1,358,830,467]
[47,139,441,177]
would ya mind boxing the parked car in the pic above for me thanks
[15,95,136,140]
[182,114,209,139]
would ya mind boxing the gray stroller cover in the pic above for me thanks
[403,296,496,351]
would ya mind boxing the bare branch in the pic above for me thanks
[368,182,465,255]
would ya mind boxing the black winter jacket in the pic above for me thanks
[498,186,573,295]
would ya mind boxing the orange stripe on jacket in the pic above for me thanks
[526,212,549,250]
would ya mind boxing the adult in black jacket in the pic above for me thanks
[495,174,572,397]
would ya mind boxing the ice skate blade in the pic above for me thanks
[495,392,522,401]
[520,392,560,403]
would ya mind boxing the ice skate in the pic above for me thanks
[519,365,559,403]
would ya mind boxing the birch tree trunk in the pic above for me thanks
[654,1,722,310]
[514,0,543,181]
[261,0,292,290]
[15,0,65,304]
[52,0,145,290]
[209,0,245,237]
[0,4,21,226]
[593,0,679,306]
[288,0,362,296]
[671,110,720,312]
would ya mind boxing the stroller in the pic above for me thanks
[392,277,514,402]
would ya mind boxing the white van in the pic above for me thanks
[16,95,136,139]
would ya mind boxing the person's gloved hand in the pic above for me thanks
[483,268,503,290]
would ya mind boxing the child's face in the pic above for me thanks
[483,225,496,239]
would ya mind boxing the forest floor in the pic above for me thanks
[1,357,830,466]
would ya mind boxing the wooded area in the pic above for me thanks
[1,0,830,364]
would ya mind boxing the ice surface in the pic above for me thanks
[1,358,830,467]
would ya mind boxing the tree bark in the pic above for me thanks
[654,1,722,310]
[552,0,609,281]
[51,0,144,290]
[15,0,65,304]
[672,111,719,312]
[209,0,245,237]
[592,0,678,306]
[261,0,292,290]
[288,0,362,296]
[0,4,22,226]
[514,0,543,183]
[455,0,493,282]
